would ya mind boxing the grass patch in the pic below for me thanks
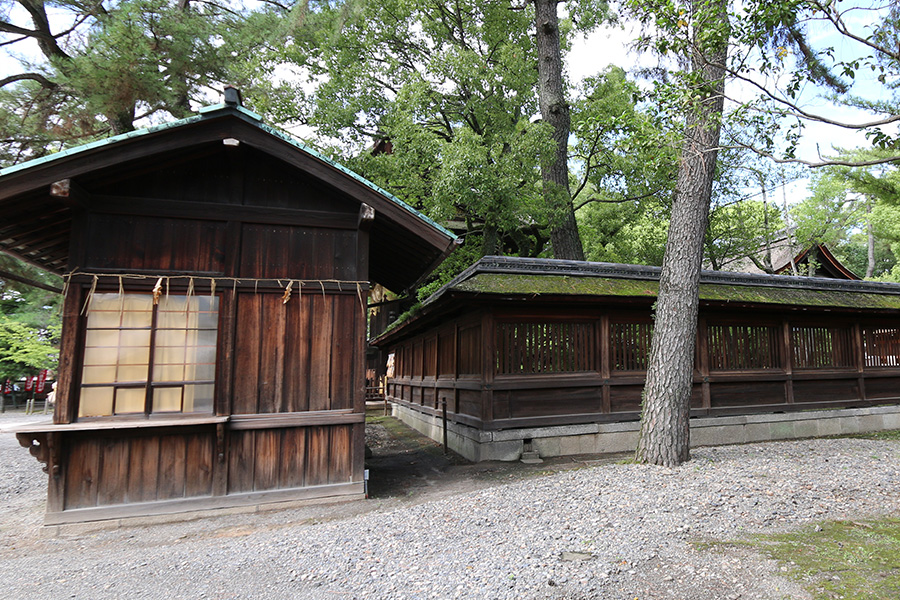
[750,519,900,599]
[843,429,900,442]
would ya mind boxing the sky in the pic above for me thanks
[1,1,894,205]
[566,3,895,203]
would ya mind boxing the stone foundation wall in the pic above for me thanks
[392,403,900,462]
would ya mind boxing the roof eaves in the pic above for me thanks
[0,104,456,244]
[0,113,204,179]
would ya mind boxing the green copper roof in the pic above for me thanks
[0,103,455,241]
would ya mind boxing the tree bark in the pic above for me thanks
[534,0,584,261]
[866,198,875,278]
[635,0,728,467]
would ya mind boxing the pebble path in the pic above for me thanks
[2,412,898,600]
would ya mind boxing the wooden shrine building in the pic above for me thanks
[1,89,456,524]
[373,256,900,461]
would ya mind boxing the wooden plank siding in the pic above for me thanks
[41,157,369,520]
[384,305,900,431]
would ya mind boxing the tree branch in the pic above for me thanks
[0,269,62,294]
[0,73,56,89]
[724,142,900,168]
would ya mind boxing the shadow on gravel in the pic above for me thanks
[364,404,628,503]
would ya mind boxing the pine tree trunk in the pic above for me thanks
[635,0,728,467]
[534,0,584,261]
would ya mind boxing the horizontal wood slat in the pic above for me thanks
[229,410,364,430]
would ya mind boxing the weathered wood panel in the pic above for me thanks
[507,387,599,419]
[863,376,900,400]
[231,291,363,415]
[792,379,860,404]
[709,381,785,407]
[64,437,101,509]
[157,434,187,500]
[127,435,160,503]
[309,294,334,411]
[63,430,217,509]
[238,224,359,280]
[84,215,227,273]
[609,385,643,413]
[305,426,330,487]
[253,429,280,490]
[97,437,130,506]
[280,428,307,488]
[232,293,263,414]
[227,429,256,494]
[184,433,214,498]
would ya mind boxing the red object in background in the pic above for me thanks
[24,376,34,391]
[36,370,47,393]
[4,379,10,394]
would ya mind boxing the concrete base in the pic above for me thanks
[391,403,900,462]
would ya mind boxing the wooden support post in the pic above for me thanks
[600,314,611,414]
[481,311,494,427]
[782,319,794,405]
[853,322,866,401]
[55,285,84,424]
[697,316,711,411]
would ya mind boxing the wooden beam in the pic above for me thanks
[0,269,62,293]
[0,245,64,275]
[89,194,359,230]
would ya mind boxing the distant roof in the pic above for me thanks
[723,238,859,280]
[774,243,859,279]
[0,99,456,292]
[374,255,900,344]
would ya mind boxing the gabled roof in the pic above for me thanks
[0,101,457,292]
[374,255,900,344]
[774,243,860,280]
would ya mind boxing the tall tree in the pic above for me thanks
[276,0,558,288]
[0,0,263,165]
[630,0,729,466]
[533,0,584,259]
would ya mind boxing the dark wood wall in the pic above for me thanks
[43,145,368,518]
[385,302,900,431]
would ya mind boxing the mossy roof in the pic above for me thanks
[452,273,900,310]
[373,256,900,344]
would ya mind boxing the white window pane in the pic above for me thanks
[115,388,145,414]
[121,295,153,311]
[158,295,188,312]
[184,384,214,413]
[154,346,186,365]
[79,387,114,417]
[119,346,151,366]
[83,347,119,367]
[82,365,118,385]
[191,345,217,365]
[154,364,185,382]
[157,330,186,347]
[116,365,148,382]
[120,329,151,348]
[85,329,121,348]
[188,363,216,381]
[196,310,218,329]
[157,310,185,329]
[121,309,152,328]
[88,293,123,311]
[87,310,122,329]
[153,387,182,412]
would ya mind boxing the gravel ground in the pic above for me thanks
[2,410,899,600]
